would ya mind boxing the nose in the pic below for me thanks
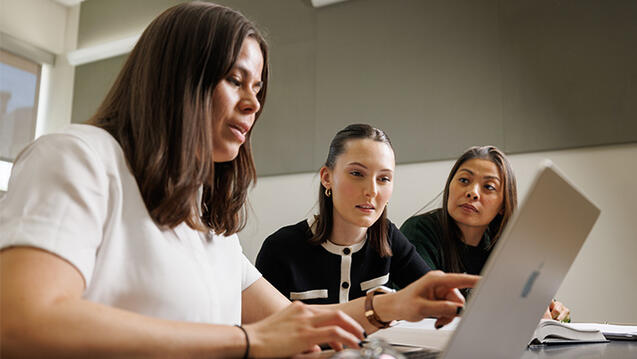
[239,90,260,115]
[365,178,378,198]
[465,184,479,200]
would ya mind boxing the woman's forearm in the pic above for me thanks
[317,294,400,335]
[2,294,247,358]
[319,271,479,335]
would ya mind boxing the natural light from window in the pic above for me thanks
[0,49,41,162]
[0,48,42,192]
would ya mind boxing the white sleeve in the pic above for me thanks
[0,133,109,286]
[240,252,261,291]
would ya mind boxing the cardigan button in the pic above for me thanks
[342,282,349,289]
[343,248,351,255]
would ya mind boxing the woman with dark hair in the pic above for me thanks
[400,145,570,321]
[257,124,434,305]
[0,3,477,357]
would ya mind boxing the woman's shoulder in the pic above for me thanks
[40,124,116,147]
[9,125,114,181]
[400,209,443,232]
[257,220,312,265]
[385,218,399,232]
[63,124,124,159]
[398,210,445,250]
[385,218,408,245]
[262,220,312,248]
[22,124,124,169]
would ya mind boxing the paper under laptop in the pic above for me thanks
[372,160,601,359]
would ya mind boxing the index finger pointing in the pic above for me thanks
[434,273,481,289]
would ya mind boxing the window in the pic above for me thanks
[0,48,41,162]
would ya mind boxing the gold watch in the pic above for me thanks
[364,288,394,329]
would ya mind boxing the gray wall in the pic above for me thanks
[72,54,126,124]
[72,0,637,175]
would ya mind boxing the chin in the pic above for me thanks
[358,217,379,229]
[459,219,487,228]
[213,149,240,163]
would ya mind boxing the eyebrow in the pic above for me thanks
[484,175,502,183]
[347,162,393,173]
[234,65,263,88]
[458,168,501,183]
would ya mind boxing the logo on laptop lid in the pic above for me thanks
[521,262,544,298]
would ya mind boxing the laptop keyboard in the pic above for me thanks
[402,349,440,359]
[323,346,440,359]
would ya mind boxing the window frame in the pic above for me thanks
[0,31,55,191]
[0,48,42,162]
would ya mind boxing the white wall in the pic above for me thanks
[0,0,67,54]
[239,143,637,323]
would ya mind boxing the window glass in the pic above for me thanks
[0,49,41,161]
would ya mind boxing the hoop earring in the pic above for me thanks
[325,188,332,197]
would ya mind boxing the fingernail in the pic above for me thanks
[435,324,443,330]
[363,331,368,338]
[456,307,463,315]
[358,340,364,347]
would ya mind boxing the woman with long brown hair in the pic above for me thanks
[401,145,570,321]
[257,124,430,305]
[0,2,478,357]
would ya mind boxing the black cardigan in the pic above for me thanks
[256,219,430,304]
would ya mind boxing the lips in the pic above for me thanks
[460,203,478,213]
[356,203,375,213]
[228,122,251,143]
[229,122,250,135]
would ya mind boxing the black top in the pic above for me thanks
[399,209,493,275]
[256,219,430,304]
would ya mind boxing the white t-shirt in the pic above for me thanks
[0,124,261,325]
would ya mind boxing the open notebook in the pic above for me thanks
[529,319,608,345]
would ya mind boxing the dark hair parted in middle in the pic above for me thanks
[89,2,269,235]
[311,124,394,257]
[438,145,518,273]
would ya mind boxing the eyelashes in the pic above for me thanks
[226,76,262,94]
[227,77,241,86]
[349,171,392,183]
[458,177,498,191]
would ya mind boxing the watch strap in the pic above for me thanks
[364,289,392,329]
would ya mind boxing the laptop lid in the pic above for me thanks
[441,160,600,359]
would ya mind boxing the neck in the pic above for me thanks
[457,223,487,247]
[329,212,367,246]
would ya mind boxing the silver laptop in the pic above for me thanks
[426,160,600,358]
[321,160,600,359]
